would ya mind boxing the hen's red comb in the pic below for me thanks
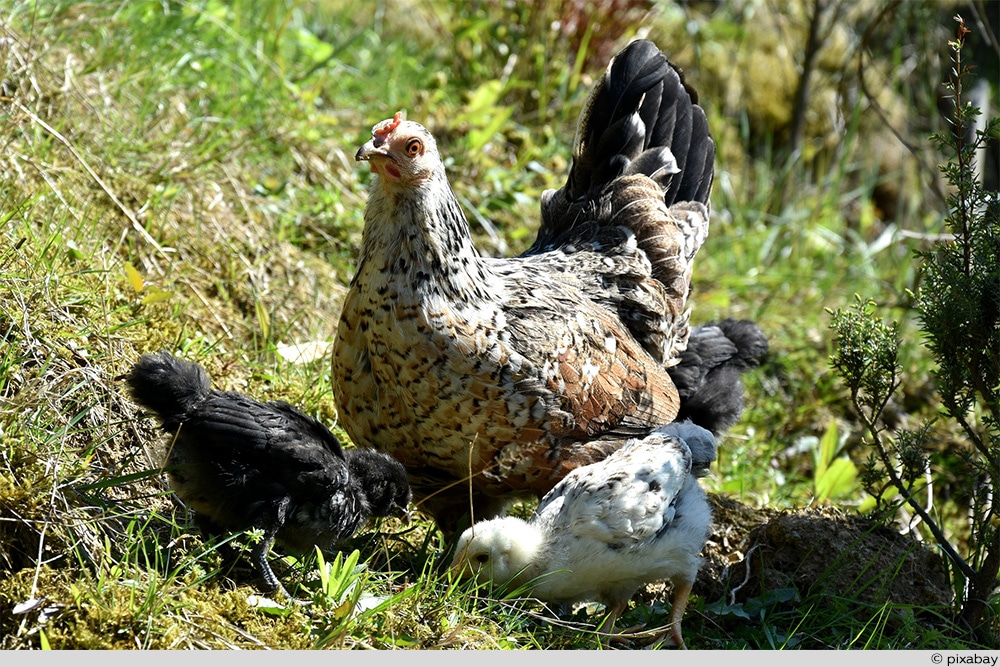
[374,111,403,140]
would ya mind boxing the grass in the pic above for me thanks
[1,0,995,650]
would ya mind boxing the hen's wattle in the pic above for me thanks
[333,40,716,530]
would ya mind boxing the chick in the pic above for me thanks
[127,350,411,594]
[450,421,715,648]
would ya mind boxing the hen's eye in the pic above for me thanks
[406,138,423,157]
[475,553,490,565]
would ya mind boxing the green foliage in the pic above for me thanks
[828,16,999,639]
[919,20,1000,637]
[920,59,1000,428]
[313,548,366,612]
[830,297,901,428]
[813,421,859,505]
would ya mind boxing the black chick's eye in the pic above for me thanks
[406,137,423,157]
[475,553,489,565]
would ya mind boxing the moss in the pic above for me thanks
[0,562,325,649]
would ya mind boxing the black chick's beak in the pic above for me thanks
[395,503,412,526]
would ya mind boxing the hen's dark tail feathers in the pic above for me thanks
[127,351,211,426]
[669,319,769,436]
[567,39,714,207]
[531,38,715,291]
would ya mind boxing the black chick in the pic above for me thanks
[126,350,412,594]
[668,319,769,436]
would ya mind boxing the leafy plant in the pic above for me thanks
[830,16,999,639]
[812,421,860,506]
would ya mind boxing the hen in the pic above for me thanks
[333,39,715,530]
[668,319,769,436]
[449,420,716,649]
[127,351,412,594]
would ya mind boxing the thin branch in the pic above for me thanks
[788,0,827,157]
[875,445,975,580]
[854,388,977,581]
[857,0,948,207]
[953,409,999,473]
[948,21,973,276]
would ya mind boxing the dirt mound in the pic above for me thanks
[695,495,953,610]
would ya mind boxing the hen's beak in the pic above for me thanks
[356,140,401,179]
[355,140,387,162]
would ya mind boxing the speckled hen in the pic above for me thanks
[127,351,412,594]
[333,39,715,530]
[450,421,716,649]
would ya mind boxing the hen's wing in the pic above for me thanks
[492,261,683,435]
[533,431,696,546]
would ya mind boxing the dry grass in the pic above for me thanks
[1,3,374,648]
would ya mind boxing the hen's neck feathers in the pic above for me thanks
[360,169,499,300]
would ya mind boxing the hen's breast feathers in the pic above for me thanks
[336,253,681,492]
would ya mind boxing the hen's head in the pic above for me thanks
[356,112,442,189]
[449,517,542,589]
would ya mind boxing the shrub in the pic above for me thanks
[830,15,999,640]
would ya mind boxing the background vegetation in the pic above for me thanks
[0,0,996,649]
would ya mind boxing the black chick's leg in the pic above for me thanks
[251,529,283,596]
[250,497,290,598]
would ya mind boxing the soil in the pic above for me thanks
[693,493,954,610]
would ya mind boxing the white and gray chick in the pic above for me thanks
[450,420,715,649]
